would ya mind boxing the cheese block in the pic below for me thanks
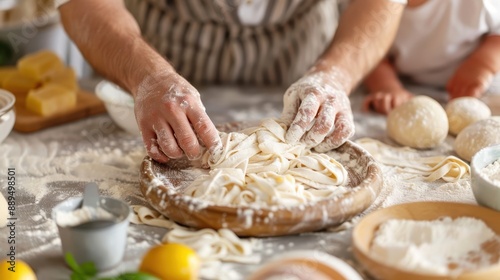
[17,50,64,81]
[1,71,39,96]
[26,84,77,116]
[46,67,79,91]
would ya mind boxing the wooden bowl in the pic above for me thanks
[352,202,500,280]
[140,122,383,237]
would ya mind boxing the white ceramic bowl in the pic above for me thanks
[471,145,500,211]
[0,89,15,144]
[95,80,140,136]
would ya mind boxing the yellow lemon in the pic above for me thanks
[139,243,200,280]
[0,259,37,280]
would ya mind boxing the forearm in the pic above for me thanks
[363,58,403,92]
[59,0,174,95]
[466,35,500,74]
[311,0,404,94]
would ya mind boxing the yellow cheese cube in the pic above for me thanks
[0,67,18,86]
[26,84,77,116]
[17,50,64,81]
[45,67,79,91]
[2,71,39,96]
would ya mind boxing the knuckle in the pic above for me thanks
[177,135,199,153]
[162,100,177,111]
[162,145,182,158]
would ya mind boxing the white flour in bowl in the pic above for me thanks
[480,159,500,186]
[369,217,500,276]
[56,206,116,227]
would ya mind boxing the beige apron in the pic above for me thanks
[125,0,338,85]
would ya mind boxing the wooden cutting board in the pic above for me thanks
[13,90,106,133]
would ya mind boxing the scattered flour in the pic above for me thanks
[370,217,500,276]
[0,116,149,266]
[480,159,500,186]
[354,136,475,218]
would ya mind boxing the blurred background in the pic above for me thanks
[0,0,93,78]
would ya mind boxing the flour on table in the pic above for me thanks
[370,217,500,276]
[0,132,146,203]
[353,137,475,221]
[0,116,149,264]
[480,159,500,186]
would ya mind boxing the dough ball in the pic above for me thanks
[0,192,7,228]
[445,97,491,135]
[387,96,448,149]
[454,117,500,161]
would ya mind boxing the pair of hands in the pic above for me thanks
[134,71,355,163]
[364,60,495,114]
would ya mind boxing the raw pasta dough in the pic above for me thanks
[387,96,448,149]
[454,117,500,161]
[445,97,491,136]
[356,138,469,182]
[185,119,348,207]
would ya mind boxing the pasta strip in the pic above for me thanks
[355,138,469,183]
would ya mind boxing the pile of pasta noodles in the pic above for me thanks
[184,119,349,207]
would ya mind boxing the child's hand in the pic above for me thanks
[362,89,413,115]
[447,58,495,100]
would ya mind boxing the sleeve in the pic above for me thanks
[55,0,70,8]
[484,0,500,35]
[389,0,407,4]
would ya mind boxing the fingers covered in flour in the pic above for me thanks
[282,71,355,150]
[141,128,169,163]
[286,94,321,144]
[134,71,221,161]
[314,111,355,152]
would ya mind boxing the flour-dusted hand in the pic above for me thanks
[281,71,355,152]
[134,71,222,163]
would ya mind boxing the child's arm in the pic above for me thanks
[447,35,500,99]
[363,58,414,114]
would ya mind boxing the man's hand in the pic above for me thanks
[363,88,413,115]
[281,71,355,152]
[134,71,221,163]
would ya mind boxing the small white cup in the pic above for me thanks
[52,197,130,271]
[471,144,500,211]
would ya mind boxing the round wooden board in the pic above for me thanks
[140,121,383,237]
[352,201,500,280]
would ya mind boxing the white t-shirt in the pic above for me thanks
[391,0,500,87]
